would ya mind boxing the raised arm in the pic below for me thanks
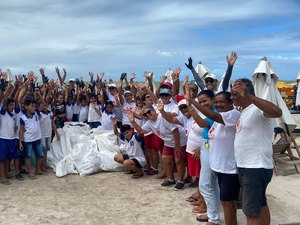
[221,51,237,91]
[233,80,282,118]
[171,67,181,97]
[156,100,182,125]
[117,80,124,105]
[127,111,147,134]
[185,57,205,90]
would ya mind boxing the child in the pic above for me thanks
[113,120,146,179]
[88,94,101,129]
[19,99,44,179]
[100,100,115,131]
[0,98,19,185]
[54,93,66,128]
[39,101,60,172]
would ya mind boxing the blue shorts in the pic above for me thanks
[238,167,273,216]
[0,138,18,162]
[41,137,51,153]
[122,154,142,168]
[24,139,44,159]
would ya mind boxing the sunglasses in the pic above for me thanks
[205,79,215,84]
[143,110,152,117]
[179,105,187,110]
[160,93,170,97]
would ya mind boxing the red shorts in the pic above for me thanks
[144,134,155,149]
[153,135,164,150]
[162,145,187,159]
[187,153,201,178]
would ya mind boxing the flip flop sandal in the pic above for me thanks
[185,195,199,202]
[29,175,37,180]
[192,206,207,214]
[190,200,201,206]
[131,173,144,179]
[196,214,209,222]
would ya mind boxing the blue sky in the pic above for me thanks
[0,0,300,82]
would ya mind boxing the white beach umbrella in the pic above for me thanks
[164,68,173,84]
[194,61,210,79]
[295,70,300,106]
[252,57,296,132]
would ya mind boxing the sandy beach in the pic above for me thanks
[0,169,300,225]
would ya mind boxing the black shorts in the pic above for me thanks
[216,172,240,201]
[122,154,142,168]
[238,168,273,216]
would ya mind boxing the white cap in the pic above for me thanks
[178,99,187,107]
[108,83,117,88]
[69,78,75,82]
[204,73,217,80]
[123,90,132,96]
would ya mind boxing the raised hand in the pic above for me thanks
[156,100,164,111]
[227,51,238,66]
[159,75,167,84]
[98,72,105,81]
[55,66,60,74]
[89,71,94,78]
[127,111,135,123]
[183,75,189,85]
[232,80,247,97]
[117,80,122,88]
[184,82,191,101]
[172,67,181,82]
[130,72,136,80]
[63,68,67,76]
[39,68,45,76]
[185,57,194,70]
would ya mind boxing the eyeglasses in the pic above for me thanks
[160,93,170,97]
[205,79,215,84]
[143,110,152,117]
[179,105,187,111]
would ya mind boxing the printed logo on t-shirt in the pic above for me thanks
[236,119,242,133]
[130,141,134,146]
[208,124,216,140]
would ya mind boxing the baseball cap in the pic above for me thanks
[159,88,171,96]
[69,78,75,82]
[160,81,173,89]
[204,74,217,80]
[123,90,132,96]
[108,83,117,88]
[178,99,187,108]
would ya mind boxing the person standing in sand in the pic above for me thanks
[231,79,282,225]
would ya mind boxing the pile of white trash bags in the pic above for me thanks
[48,123,124,177]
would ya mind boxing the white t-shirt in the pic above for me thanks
[0,108,16,140]
[142,114,187,147]
[20,112,42,142]
[39,110,53,138]
[101,108,115,131]
[121,100,136,127]
[177,114,204,154]
[79,105,89,122]
[66,104,74,120]
[88,103,101,122]
[163,101,179,115]
[120,133,146,167]
[208,109,240,174]
[73,103,81,114]
[234,104,274,169]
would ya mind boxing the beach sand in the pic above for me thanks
[0,170,300,225]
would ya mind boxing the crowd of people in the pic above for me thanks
[0,51,282,225]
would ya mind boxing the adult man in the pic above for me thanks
[231,79,282,225]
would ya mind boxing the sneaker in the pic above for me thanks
[174,181,185,190]
[15,174,25,181]
[147,167,159,175]
[161,179,176,187]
